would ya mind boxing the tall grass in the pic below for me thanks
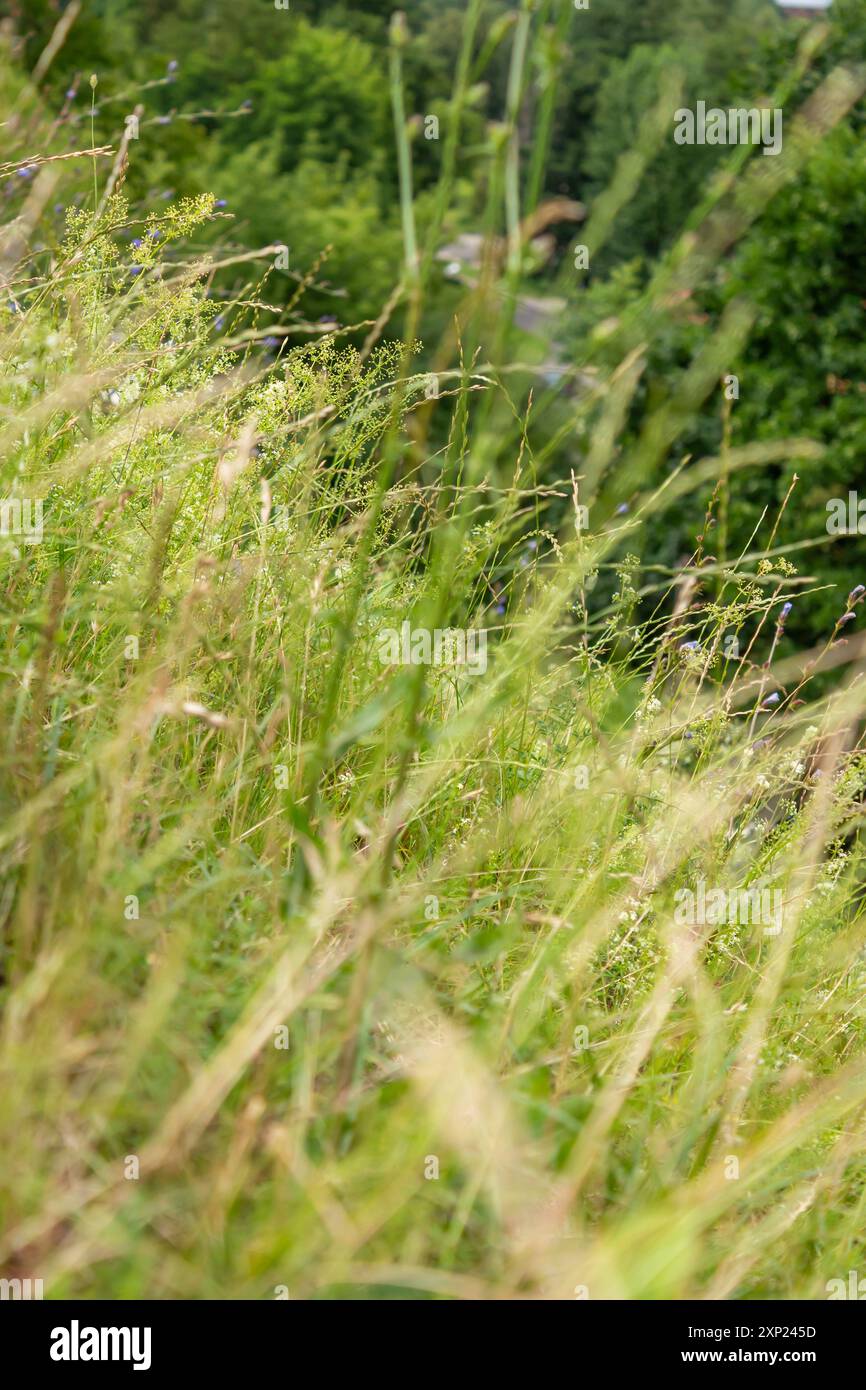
[1,8,866,1300]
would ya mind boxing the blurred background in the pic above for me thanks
[5,2,866,652]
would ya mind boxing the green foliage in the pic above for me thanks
[4,0,866,1307]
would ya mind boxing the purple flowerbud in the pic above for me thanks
[167,60,178,73]
[131,238,142,248]
[848,585,865,603]
[148,228,160,239]
[528,539,537,551]
[129,265,143,276]
[496,602,506,615]
[616,502,629,515]
[262,336,280,349]
[66,88,76,100]
[680,640,700,651]
[838,612,857,626]
[779,602,792,621]
[762,692,780,707]
[215,199,228,208]
[215,315,225,330]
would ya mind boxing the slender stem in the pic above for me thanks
[389,15,418,294]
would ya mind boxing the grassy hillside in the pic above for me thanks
[1,6,866,1300]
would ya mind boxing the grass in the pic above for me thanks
[2,10,866,1301]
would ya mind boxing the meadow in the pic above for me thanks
[1,2,866,1301]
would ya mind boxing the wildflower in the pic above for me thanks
[65,87,76,100]
[167,59,178,73]
[837,611,857,626]
[680,640,700,651]
[848,584,865,604]
[215,199,228,208]
[616,502,629,515]
[761,692,780,707]
[778,601,793,622]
